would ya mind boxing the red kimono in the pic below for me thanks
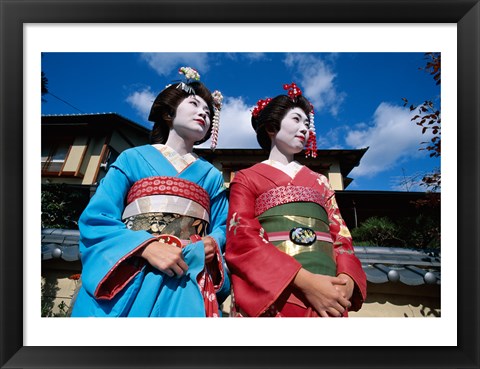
[225,161,367,317]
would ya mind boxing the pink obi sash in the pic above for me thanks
[127,176,210,210]
[123,176,211,223]
[254,185,327,217]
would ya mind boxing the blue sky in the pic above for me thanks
[41,52,440,192]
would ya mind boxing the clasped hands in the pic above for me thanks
[139,236,216,278]
[294,269,354,317]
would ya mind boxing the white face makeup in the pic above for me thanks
[272,107,310,156]
[172,95,211,143]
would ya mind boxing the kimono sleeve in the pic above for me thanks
[203,170,231,302]
[78,153,156,300]
[225,171,302,317]
[319,175,367,311]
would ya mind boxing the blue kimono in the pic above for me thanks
[71,144,230,317]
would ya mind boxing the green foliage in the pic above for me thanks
[41,277,69,317]
[41,183,89,229]
[41,300,68,318]
[352,214,440,249]
[351,217,402,247]
[397,214,440,249]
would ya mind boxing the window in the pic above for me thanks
[105,146,120,169]
[42,139,72,174]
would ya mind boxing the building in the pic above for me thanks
[41,113,366,191]
[196,147,368,191]
[42,113,150,188]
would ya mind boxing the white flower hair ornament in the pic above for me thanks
[179,66,200,81]
[174,66,200,95]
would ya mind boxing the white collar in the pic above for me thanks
[262,159,303,179]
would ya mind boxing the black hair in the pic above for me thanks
[148,81,215,145]
[251,94,313,150]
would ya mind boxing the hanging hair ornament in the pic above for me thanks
[210,90,223,150]
[305,105,318,158]
[285,83,317,158]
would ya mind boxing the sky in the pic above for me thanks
[41,52,441,192]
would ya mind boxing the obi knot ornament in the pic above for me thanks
[290,227,317,246]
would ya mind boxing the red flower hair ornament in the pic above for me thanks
[252,82,317,158]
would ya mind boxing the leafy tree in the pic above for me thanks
[397,213,440,249]
[42,71,49,102]
[352,214,440,249]
[402,52,441,191]
[351,216,403,247]
[41,184,90,229]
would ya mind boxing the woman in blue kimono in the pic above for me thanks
[71,67,230,317]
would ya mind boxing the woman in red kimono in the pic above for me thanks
[225,83,367,317]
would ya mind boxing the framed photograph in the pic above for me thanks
[1,0,479,368]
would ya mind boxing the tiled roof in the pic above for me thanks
[354,246,440,286]
[41,229,441,286]
[41,228,81,262]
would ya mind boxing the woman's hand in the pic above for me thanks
[335,273,355,300]
[202,236,217,263]
[139,241,188,278]
[293,268,352,317]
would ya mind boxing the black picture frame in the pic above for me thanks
[1,1,479,368]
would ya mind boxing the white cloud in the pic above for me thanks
[244,53,267,61]
[125,87,155,123]
[283,53,345,116]
[224,52,268,62]
[140,53,210,76]
[197,96,259,149]
[316,127,343,149]
[346,102,433,178]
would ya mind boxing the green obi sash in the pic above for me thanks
[257,202,336,276]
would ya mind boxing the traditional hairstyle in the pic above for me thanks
[251,83,317,157]
[148,67,223,149]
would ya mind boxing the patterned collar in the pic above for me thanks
[153,144,197,173]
